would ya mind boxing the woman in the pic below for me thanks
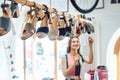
[61,35,94,80]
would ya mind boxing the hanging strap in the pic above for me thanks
[80,54,84,62]
[65,54,68,69]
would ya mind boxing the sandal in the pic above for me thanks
[57,13,66,40]
[48,8,59,40]
[65,17,73,37]
[36,4,49,39]
[57,27,66,40]
[21,8,38,40]
[0,17,11,36]
[11,1,20,18]
[36,27,49,39]
[21,23,36,40]
[48,29,59,41]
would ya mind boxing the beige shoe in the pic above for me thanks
[21,23,35,40]
[48,29,59,41]
[57,28,66,40]
[36,27,49,39]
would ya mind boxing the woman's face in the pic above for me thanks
[71,37,80,50]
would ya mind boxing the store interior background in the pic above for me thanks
[0,0,120,80]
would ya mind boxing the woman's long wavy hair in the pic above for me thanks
[67,35,80,54]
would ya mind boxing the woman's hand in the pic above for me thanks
[88,36,94,47]
[74,54,80,64]
[84,36,94,64]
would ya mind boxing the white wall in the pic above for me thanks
[106,28,120,80]
[0,42,10,80]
